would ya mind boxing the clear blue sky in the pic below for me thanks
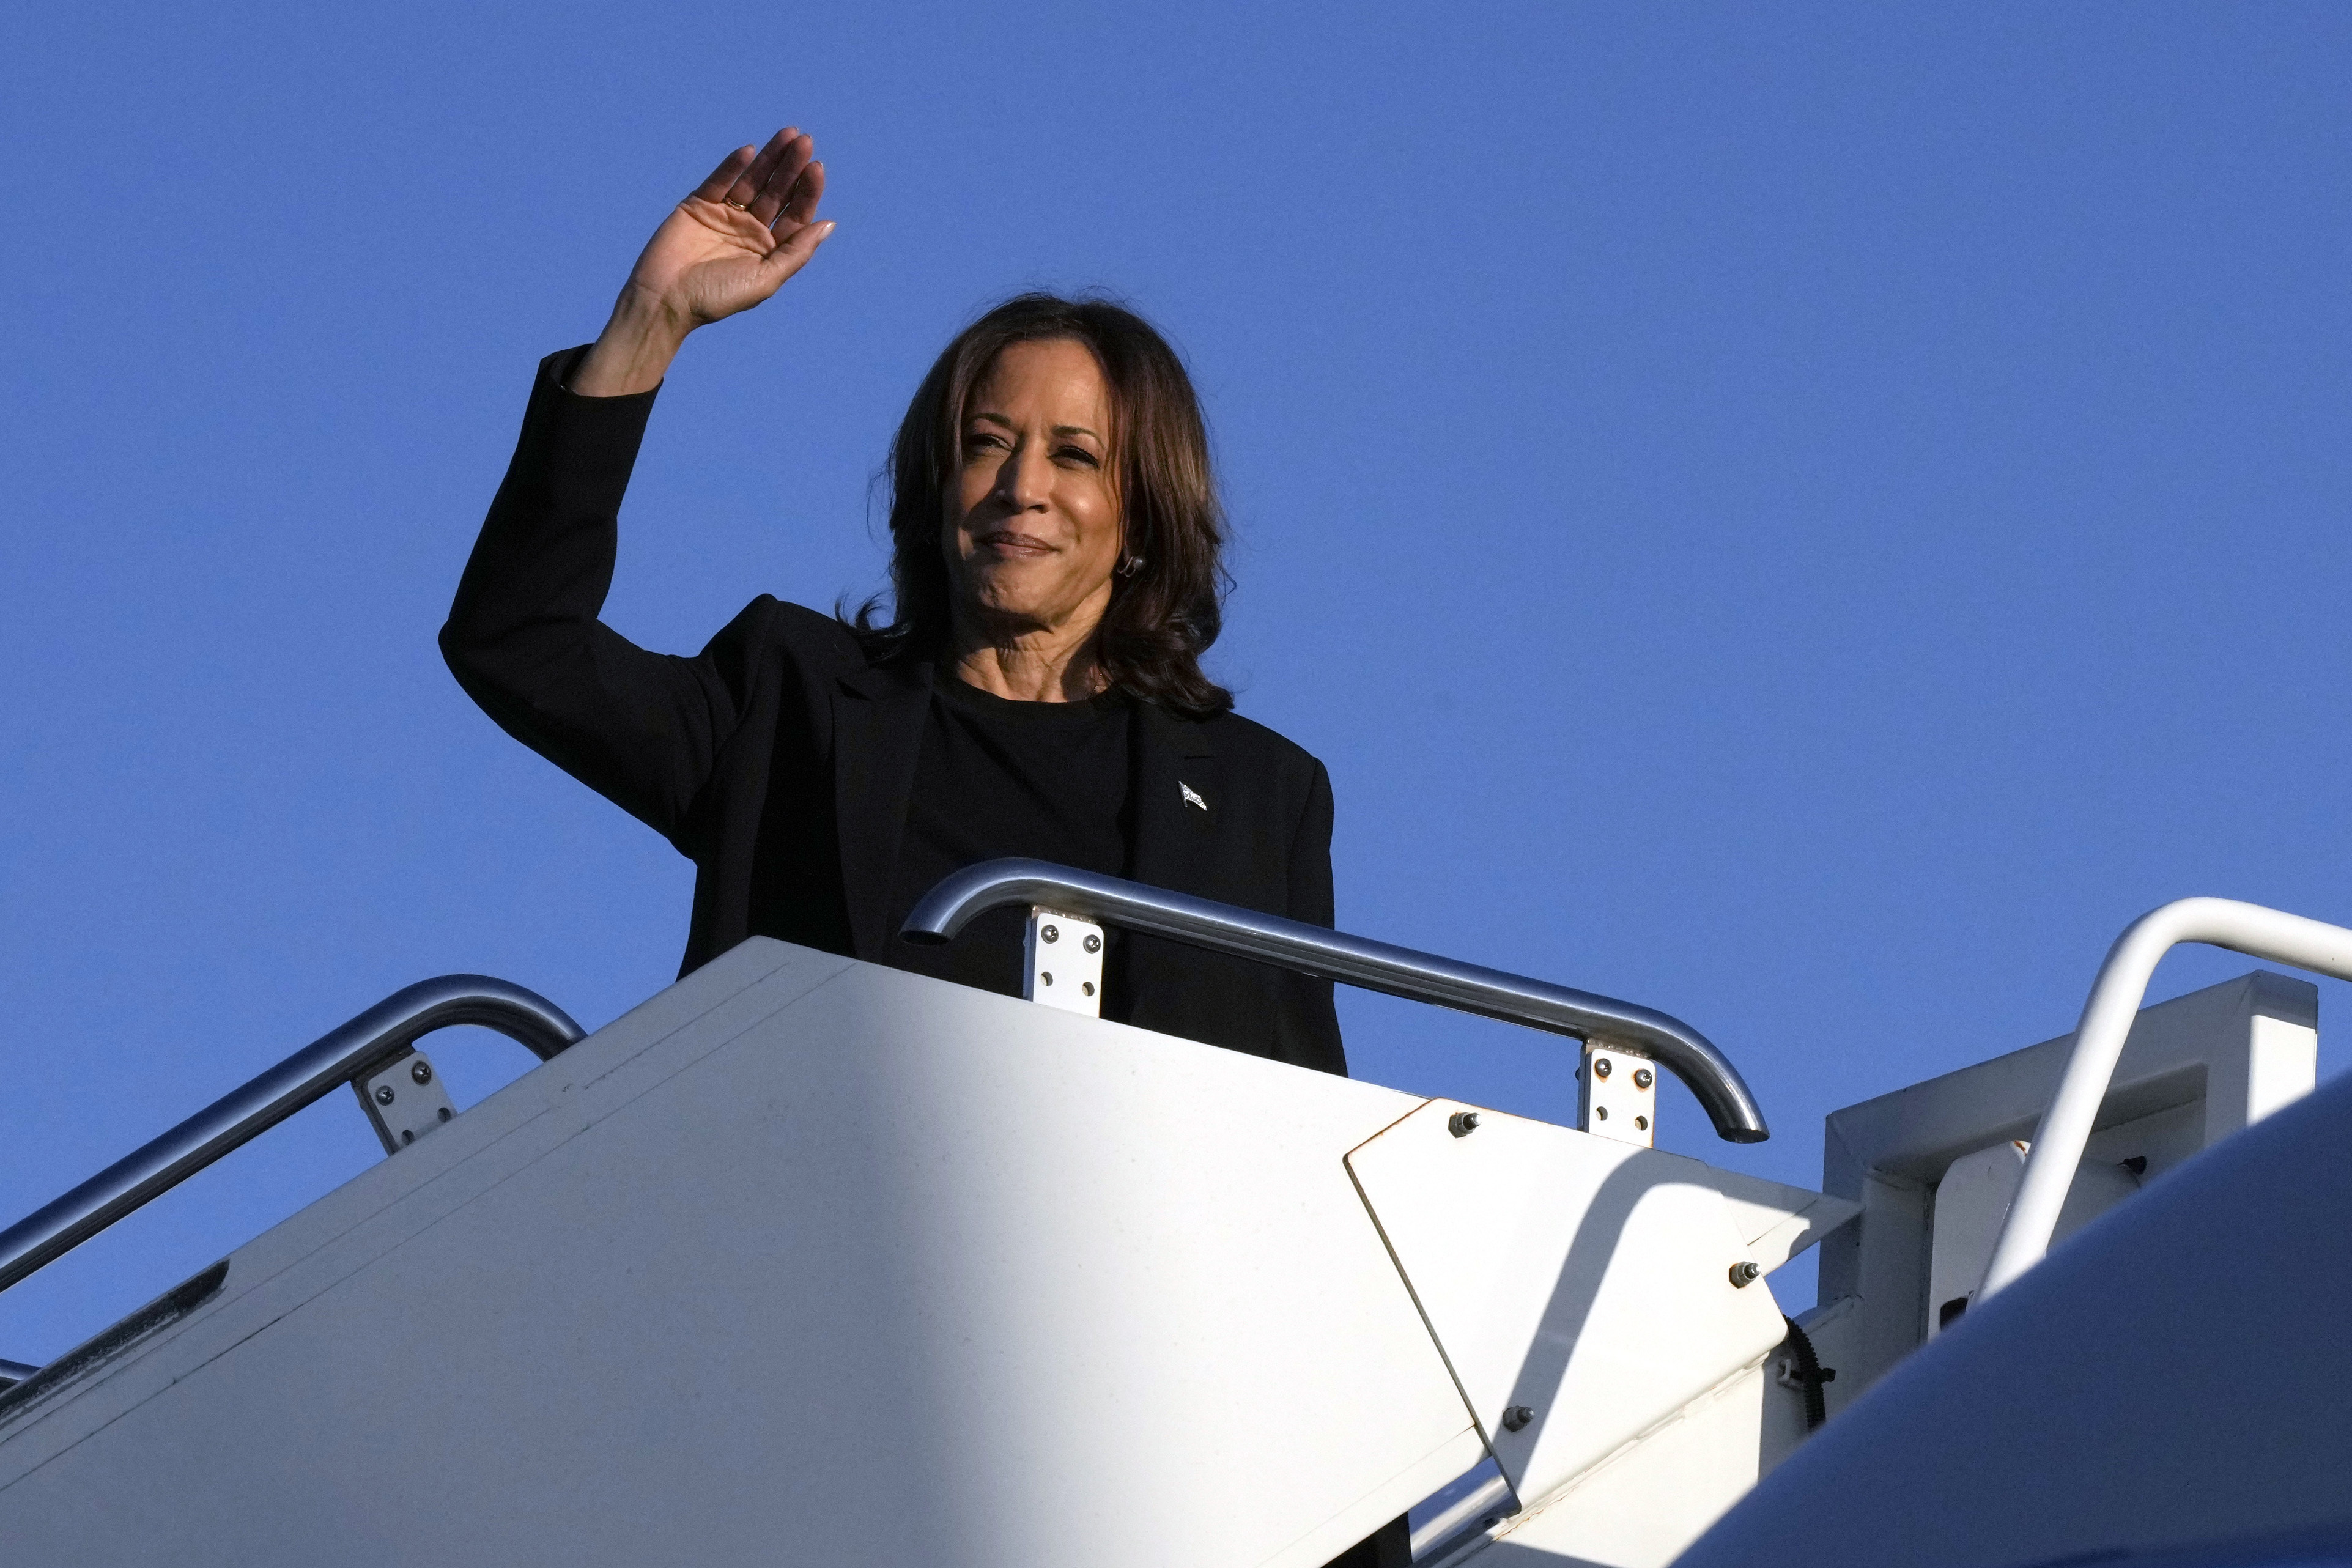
[4,2,2348,1361]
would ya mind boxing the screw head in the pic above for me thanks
[1081,981,1095,997]
[1729,1260,1763,1288]
[1041,923,1060,944]
[410,1059,434,1085]
[1501,1405,1535,1432]
[1448,1110,1482,1138]
[1040,971,1054,986]
[1632,1067,1653,1090]
[1082,933,1101,953]
[1596,1105,1609,1120]
[1593,1056,1613,1078]
[1635,1114,1649,1131]
[374,1084,396,1106]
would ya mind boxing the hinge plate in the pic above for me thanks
[1024,908,1105,1017]
[1577,1042,1656,1147]
[353,1048,456,1154]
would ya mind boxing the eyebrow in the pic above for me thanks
[967,412,1103,441]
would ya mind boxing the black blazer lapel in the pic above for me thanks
[1127,700,1219,897]
[831,661,933,961]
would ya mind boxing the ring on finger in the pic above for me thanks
[723,198,751,210]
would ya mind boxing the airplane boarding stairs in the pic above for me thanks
[0,873,2339,1566]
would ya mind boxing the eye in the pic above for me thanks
[1054,444,1101,468]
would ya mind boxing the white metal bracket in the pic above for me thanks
[1024,908,1105,1018]
[1577,1042,1656,1147]
[353,1048,456,1155]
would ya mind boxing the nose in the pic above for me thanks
[991,439,1052,511]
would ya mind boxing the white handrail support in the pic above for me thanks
[1978,897,2352,1301]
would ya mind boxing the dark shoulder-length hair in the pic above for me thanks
[845,292,1233,717]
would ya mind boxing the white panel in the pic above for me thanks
[1698,1171,1860,1274]
[2244,1014,2318,1125]
[0,941,1477,1568]
[1926,1140,2142,1338]
[1480,1363,1783,1568]
[1347,1100,1791,1510]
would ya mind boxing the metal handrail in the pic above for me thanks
[1978,897,2352,1301]
[901,859,1769,1143]
[0,976,583,1296]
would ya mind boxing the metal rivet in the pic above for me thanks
[1448,1111,1481,1137]
[437,1106,452,1122]
[400,1128,415,1145]
[1633,1067,1653,1090]
[1041,924,1060,944]
[1594,1057,1613,1078]
[410,1060,434,1085]
[1081,981,1095,997]
[1635,1114,1649,1131]
[1596,1105,1609,1120]
[1729,1260,1762,1288]
[374,1084,396,1105]
[1040,971,1054,986]
[1502,1405,1535,1432]
[1083,933,1101,953]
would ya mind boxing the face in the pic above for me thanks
[944,338,1123,637]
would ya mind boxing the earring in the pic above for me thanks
[1116,553,1145,578]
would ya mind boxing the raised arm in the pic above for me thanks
[442,130,834,850]
[573,128,835,395]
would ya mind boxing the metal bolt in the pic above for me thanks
[1729,1260,1762,1288]
[1083,933,1101,953]
[437,1106,452,1122]
[1635,1114,1649,1131]
[374,1084,396,1106]
[1593,1056,1613,1078]
[1596,1105,1608,1120]
[1081,981,1095,997]
[1040,971,1054,986]
[1633,1067,1653,1090]
[1448,1111,1481,1138]
[1501,1405,1534,1432]
[410,1059,434,1086]
[1041,923,1060,944]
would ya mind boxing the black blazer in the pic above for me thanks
[441,349,1346,1074]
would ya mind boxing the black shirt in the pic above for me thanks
[882,675,1133,997]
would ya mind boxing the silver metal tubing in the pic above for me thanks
[1978,897,2352,1301]
[902,859,1769,1143]
[0,976,583,1296]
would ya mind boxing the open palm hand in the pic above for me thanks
[618,128,832,330]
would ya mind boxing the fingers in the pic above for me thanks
[731,127,799,202]
[777,158,826,229]
[720,127,802,213]
[684,128,821,246]
[690,144,758,204]
[744,132,816,227]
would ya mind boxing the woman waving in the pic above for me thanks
[443,125,1344,1073]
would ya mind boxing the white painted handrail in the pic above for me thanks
[1978,897,2352,1301]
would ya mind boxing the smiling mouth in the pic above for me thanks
[974,530,1055,558]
